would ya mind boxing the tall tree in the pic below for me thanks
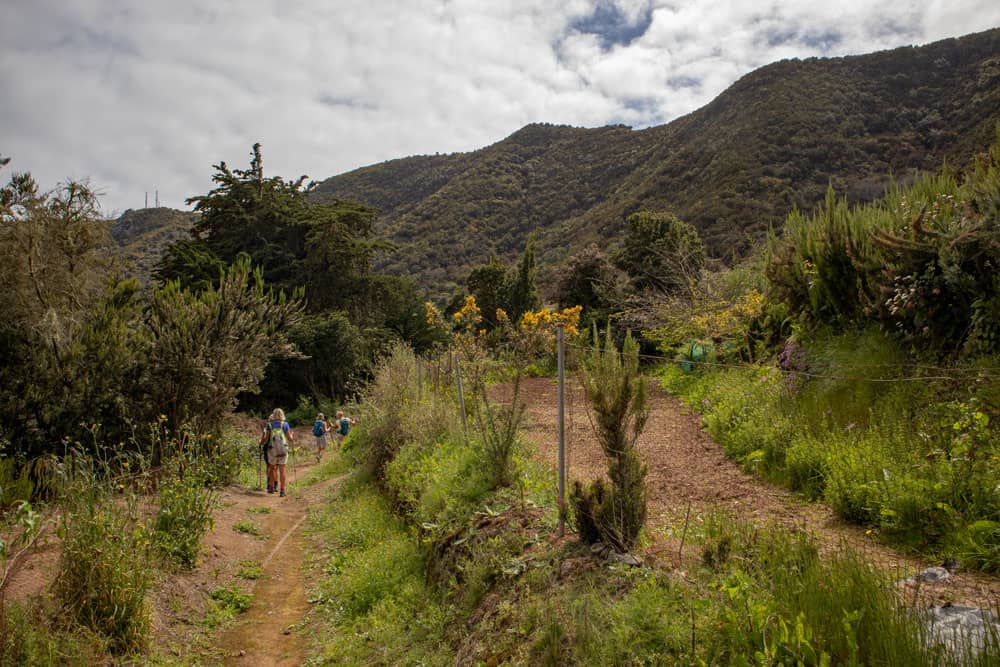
[158,143,387,315]
[508,232,540,322]
[615,211,706,296]
[465,257,510,330]
[556,243,624,328]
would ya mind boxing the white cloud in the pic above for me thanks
[1,0,998,214]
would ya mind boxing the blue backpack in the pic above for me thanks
[338,417,350,436]
[313,420,325,437]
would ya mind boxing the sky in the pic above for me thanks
[2,1,998,216]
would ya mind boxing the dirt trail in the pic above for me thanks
[216,434,341,666]
[505,376,1000,607]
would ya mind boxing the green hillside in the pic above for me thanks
[111,207,197,284]
[313,28,1000,300]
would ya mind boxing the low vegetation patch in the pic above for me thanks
[232,519,264,538]
[302,344,999,665]
[204,586,252,628]
[657,330,1000,569]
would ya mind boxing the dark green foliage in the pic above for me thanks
[153,238,223,292]
[767,128,1000,354]
[0,173,144,459]
[156,144,437,407]
[144,259,304,443]
[615,210,706,296]
[507,232,541,322]
[450,234,543,330]
[256,310,365,410]
[161,143,387,314]
[571,327,649,552]
[555,243,624,329]
[366,275,449,354]
[464,257,509,328]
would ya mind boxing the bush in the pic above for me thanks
[0,600,105,666]
[471,371,525,489]
[350,343,420,479]
[571,327,648,552]
[153,457,217,569]
[54,480,155,653]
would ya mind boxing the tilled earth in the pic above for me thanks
[501,375,1000,607]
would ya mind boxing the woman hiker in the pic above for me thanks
[265,408,293,497]
[312,412,330,463]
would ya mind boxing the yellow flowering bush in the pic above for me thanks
[515,305,582,359]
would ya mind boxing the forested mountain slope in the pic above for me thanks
[313,28,1000,298]
[111,207,197,284]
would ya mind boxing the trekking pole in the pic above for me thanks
[257,441,262,490]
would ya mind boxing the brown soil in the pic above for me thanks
[503,375,1000,608]
[215,457,341,667]
[3,426,341,666]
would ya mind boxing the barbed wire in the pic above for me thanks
[561,339,1000,384]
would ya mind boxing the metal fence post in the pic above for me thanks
[557,324,566,535]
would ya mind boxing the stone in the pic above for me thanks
[916,566,951,583]
[609,552,642,567]
[925,604,1000,659]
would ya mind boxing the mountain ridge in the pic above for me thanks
[313,27,1000,300]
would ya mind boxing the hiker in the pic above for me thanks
[312,412,330,462]
[334,410,355,447]
[259,420,270,488]
[266,408,293,497]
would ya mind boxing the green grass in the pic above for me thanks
[656,329,1000,568]
[0,600,108,666]
[203,587,252,628]
[236,559,263,580]
[306,480,454,665]
[232,519,263,538]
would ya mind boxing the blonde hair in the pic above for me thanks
[335,411,344,418]
[269,408,286,421]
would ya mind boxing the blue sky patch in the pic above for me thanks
[570,1,654,50]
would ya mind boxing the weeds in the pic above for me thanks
[53,458,155,654]
[232,520,263,538]
[236,559,263,580]
[658,329,1000,568]
[154,455,217,569]
[204,586,251,628]
[0,600,106,666]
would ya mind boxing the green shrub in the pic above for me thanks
[351,344,421,478]
[471,372,526,489]
[0,600,106,666]
[696,516,997,666]
[204,586,252,627]
[571,327,649,552]
[960,520,1000,571]
[154,458,217,569]
[385,436,490,529]
[54,491,155,653]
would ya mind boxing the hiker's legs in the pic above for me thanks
[278,464,286,492]
[267,464,277,491]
